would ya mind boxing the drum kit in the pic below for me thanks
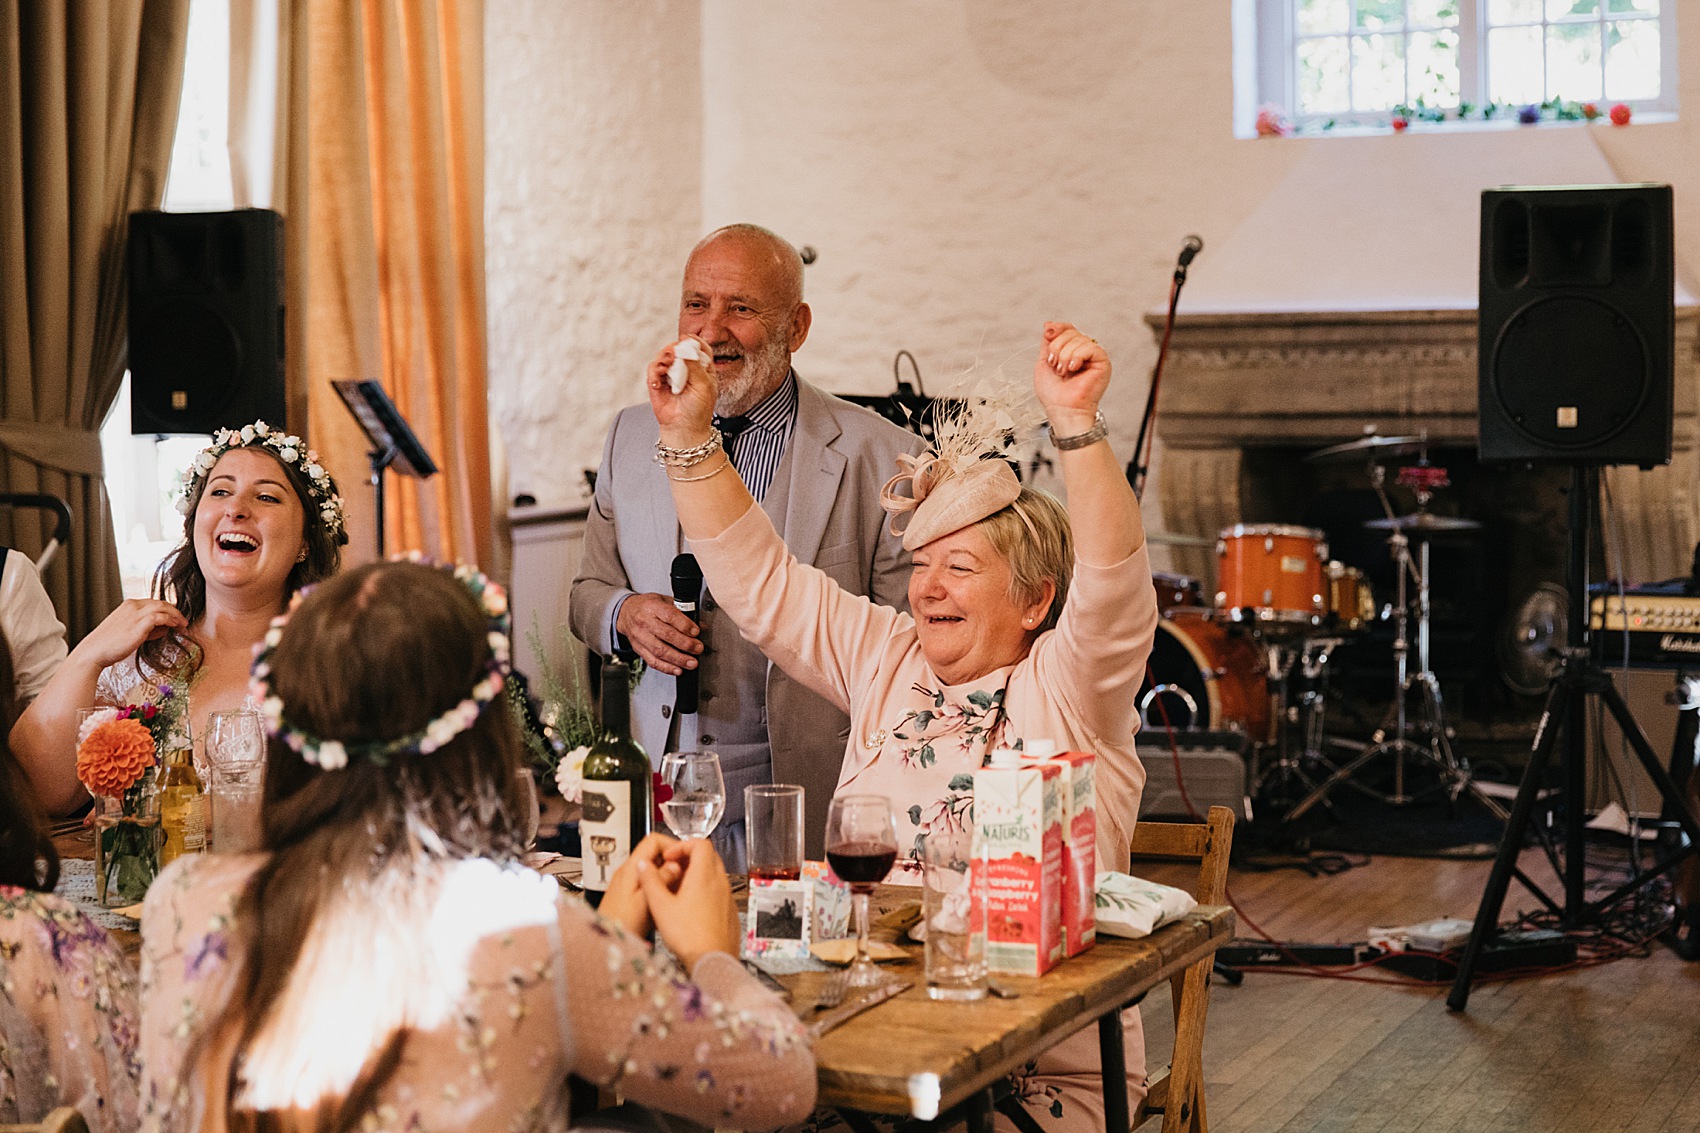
[1142,434,1506,822]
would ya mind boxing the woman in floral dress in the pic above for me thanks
[138,559,814,1132]
[13,423,346,815]
[648,321,1158,1132]
[0,747,141,1133]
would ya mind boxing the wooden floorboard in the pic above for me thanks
[1133,844,1700,1133]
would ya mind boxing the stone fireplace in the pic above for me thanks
[1145,306,1700,735]
[1147,307,1700,589]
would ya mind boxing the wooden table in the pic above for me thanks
[779,901,1235,1131]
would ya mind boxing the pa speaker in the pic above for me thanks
[128,209,285,435]
[1478,184,1673,468]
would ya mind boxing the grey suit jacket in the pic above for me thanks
[569,375,923,857]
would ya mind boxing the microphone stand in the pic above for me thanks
[1128,240,1201,500]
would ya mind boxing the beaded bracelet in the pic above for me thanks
[1051,411,1109,451]
[654,431,722,468]
[666,453,732,483]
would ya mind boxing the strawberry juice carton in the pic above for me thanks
[973,749,1063,976]
[1024,743,1097,957]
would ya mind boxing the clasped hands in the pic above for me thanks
[598,832,741,972]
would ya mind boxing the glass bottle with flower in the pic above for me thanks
[76,685,189,907]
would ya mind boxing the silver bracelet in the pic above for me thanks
[666,453,733,483]
[653,431,722,468]
[1050,411,1108,451]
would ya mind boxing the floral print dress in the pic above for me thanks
[139,852,814,1133]
[0,887,142,1133]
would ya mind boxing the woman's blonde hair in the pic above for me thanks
[974,486,1073,633]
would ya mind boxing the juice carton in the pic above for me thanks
[973,749,1063,976]
[1045,750,1097,956]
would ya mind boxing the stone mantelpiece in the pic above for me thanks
[1146,307,1700,586]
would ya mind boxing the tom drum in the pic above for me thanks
[1215,524,1328,627]
[1325,561,1376,632]
[1152,570,1205,613]
[1140,611,1273,744]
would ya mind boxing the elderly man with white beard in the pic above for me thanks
[570,224,922,866]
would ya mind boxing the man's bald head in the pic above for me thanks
[678,224,813,416]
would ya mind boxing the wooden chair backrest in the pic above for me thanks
[1127,805,1234,905]
[0,1108,91,1133]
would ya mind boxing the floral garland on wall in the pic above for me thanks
[1257,98,1634,137]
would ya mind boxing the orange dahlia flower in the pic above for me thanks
[76,717,157,797]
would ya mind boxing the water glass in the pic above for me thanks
[659,751,726,839]
[921,827,987,1001]
[206,709,265,854]
[745,783,804,882]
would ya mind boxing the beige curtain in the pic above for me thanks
[276,0,491,569]
[0,1,190,640]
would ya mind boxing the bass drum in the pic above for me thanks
[1139,611,1272,744]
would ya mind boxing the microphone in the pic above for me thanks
[1177,235,1204,269]
[670,553,704,715]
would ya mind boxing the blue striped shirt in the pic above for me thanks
[720,371,798,503]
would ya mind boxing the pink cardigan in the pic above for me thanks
[692,504,1158,872]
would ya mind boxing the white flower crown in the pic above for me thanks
[248,555,512,770]
[177,420,346,539]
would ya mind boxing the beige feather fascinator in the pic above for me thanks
[879,384,1045,551]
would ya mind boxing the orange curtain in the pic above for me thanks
[0,1,190,638]
[292,0,490,568]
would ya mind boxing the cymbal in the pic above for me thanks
[1145,530,1216,548]
[1365,513,1482,532]
[1305,435,1427,463]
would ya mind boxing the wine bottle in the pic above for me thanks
[158,746,207,866]
[578,656,651,907]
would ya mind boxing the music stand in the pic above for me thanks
[332,379,438,557]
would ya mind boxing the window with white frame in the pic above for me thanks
[1249,0,1676,133]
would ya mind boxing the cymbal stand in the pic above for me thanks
[1286,463,1500,821]
[1253,634,1344,812]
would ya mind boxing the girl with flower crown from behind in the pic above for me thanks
[12,423,347,815]
[137,558,814,1133]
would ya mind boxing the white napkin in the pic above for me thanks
[1094,871,1197,939]
[668,339,703,394]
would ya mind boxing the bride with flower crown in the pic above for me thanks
[11,422,346,815]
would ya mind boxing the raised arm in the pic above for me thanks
[1034,322,1146,567]
[10,599,187,815]
[646,338,760,540]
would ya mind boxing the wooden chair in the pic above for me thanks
[1129,804,1235,1133]
[0,1108,92,1133]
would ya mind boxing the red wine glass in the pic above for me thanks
[825,793,900,990]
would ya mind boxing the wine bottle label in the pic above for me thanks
[579,779,631,892]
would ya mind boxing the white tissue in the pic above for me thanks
[668,339,702,395]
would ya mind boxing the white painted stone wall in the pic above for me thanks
[487,0,1700,528]
[485,0,702,510]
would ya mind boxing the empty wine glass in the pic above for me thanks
[825,794,900,991]
[659,751,726,840]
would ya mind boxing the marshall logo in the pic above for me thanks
[581,789,614,823]
[1659,634,1700,654]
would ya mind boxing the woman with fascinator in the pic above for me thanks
[137,559,814,1132]
[12,423,346,815]
[650,322,1159,1130]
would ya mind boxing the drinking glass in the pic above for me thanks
[206,709,265,854]
[921,827,987,1000]
[825,794,900,991]
[659,751,725,839]
[745,784,804,882]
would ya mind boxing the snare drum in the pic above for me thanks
[1215,524,1328,626]
[1139,611,1273,743]
[1152,571,1205,613]
[1325,561,1376,631]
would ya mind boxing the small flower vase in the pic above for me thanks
[93,768,162,907]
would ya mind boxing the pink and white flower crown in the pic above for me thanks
[177,420,346,539]
[248,554,512,770]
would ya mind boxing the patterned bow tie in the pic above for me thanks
[714,415,754,457]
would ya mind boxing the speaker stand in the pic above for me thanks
[1446,465,1700,1011]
